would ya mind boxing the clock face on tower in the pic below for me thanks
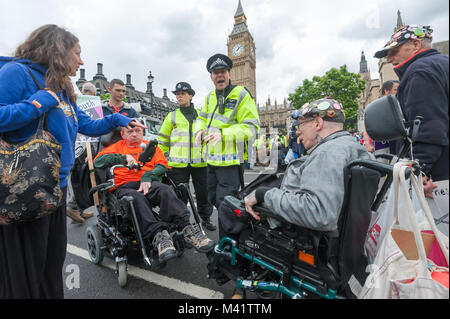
[232,43,244,57]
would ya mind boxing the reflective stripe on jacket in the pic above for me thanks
[195,86,260,166]
[158,107,206,168]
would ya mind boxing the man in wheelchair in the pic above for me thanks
[210,98,379,298]
[94,125,215,263]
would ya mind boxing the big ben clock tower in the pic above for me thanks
[228,0,257,101]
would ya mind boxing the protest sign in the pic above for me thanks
[75,95,103,158]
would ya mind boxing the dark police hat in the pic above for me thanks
[172,82,195,96]
[206,53,233,73]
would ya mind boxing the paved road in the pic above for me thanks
[63,167,274,299]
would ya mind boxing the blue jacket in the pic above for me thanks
[0,57,133,188]
[394,49,449,181]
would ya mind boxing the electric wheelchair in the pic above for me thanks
[84,138,206,287]
[207,95,423,299]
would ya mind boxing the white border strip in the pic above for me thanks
[67,244,224,299]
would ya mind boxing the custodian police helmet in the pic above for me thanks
[206,53,233,73]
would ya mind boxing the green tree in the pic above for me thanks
[288,65,365,129]
[99,93,110,101]
[99,93,127,103]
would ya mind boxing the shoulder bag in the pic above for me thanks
[0,68,63,225]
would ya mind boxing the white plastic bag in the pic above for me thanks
[359,161,449,299]
[365,171,436,263]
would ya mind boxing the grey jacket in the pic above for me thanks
[263,131,374,231]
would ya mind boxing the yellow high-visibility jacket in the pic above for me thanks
[195,86,260,166]
[158,107,206,168]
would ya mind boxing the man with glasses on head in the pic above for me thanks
[374,25,448,198]
[236,98,374,232]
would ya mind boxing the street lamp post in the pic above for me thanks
[146,71,154,117]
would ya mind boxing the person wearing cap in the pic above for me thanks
[231,98,374,232]
[374,25,448,198]
[157,82,215,231]
[194,53,260,236]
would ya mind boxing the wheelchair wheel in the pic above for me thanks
[117,261,127,287]
[86,225,105,264]
[253,270,279,299]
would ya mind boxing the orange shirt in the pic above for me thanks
[94,139,168,188]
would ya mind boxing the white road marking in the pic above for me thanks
[66,244,224,299]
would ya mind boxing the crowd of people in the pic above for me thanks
[0,22,447,299]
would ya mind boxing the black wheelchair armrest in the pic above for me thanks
[224,195,292,226]
[375,153,394,161]
[89,181,114,195]
[253,203,282,220]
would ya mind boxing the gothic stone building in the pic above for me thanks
[75,63,178,121]
[228,0,257,101]
[257,97,294,134]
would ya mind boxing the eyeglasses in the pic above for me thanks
[298,118,316,125]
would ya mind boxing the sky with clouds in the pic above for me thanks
[0,0,448,107]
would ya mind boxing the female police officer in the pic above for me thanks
[158,82,215,230]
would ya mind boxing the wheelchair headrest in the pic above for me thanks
[99,127,123,148]
[364,95,407,142]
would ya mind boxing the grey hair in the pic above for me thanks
[81,82,97,95]
[421,37,432,48]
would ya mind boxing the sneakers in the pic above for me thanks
[183,224,215,253]
[66,206,85,224]
[153,230,177,263]
[201,218,216,231]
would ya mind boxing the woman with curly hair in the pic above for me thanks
[0,24,145,298]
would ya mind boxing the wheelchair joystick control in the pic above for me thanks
[138,140,158,164]
[224,196,246,214]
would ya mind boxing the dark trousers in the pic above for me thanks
[167,166,213,221]
[207,165,242,236]
[0,187,68,299]
[114,181,191,240]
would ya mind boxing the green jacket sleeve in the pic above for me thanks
[140,164,168,183]
[94,154,127,169]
